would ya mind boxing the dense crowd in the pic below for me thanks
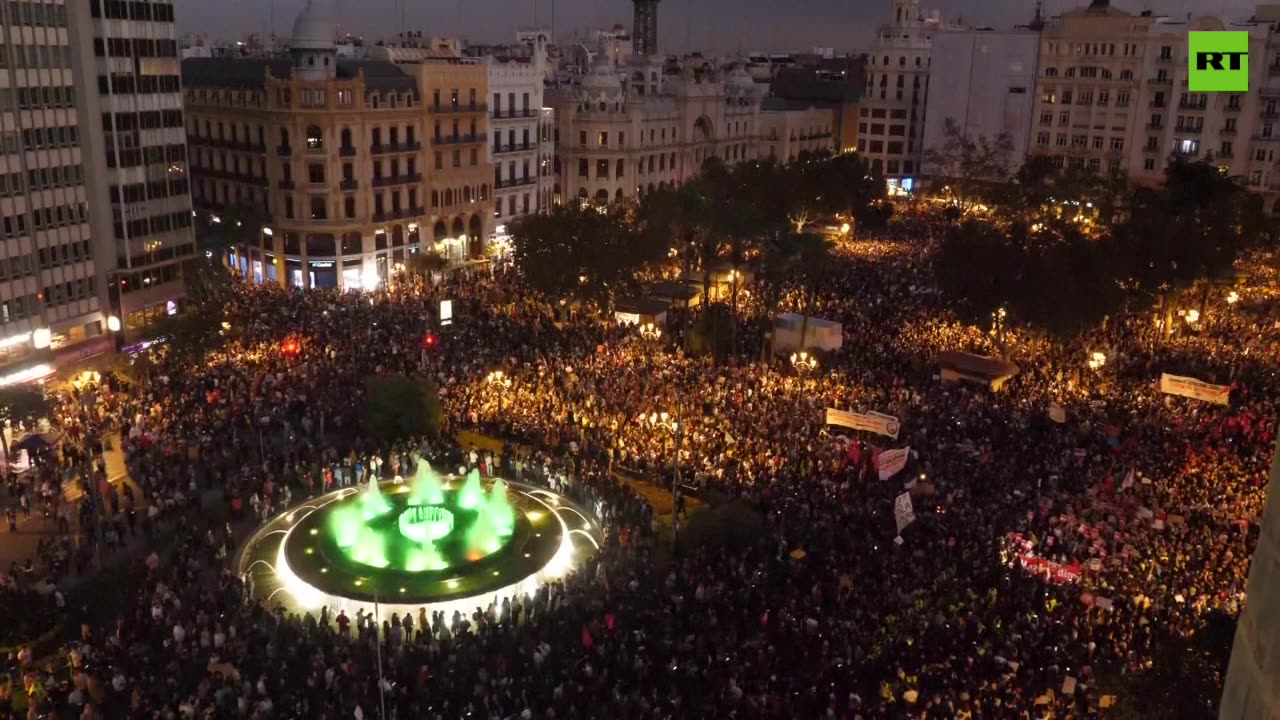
[3,213,1277,719]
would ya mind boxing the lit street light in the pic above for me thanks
[639,322,662,342]
[791,351,818,376]
[646,407,685,547]
[487,370,512,414]
[1087,351,1107,372]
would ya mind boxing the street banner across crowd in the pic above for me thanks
[894,492,915,533]
[826,408,900,439]
[877,447,910,481]
[1159,373,1230,405]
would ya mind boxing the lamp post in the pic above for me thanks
[647,406,684,548]
[791,351,818,376]
[639,322,662,343]
[487,370,511,414]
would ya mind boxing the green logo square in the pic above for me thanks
[1189,31,1249,92]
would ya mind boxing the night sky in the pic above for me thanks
[175,0,1261,54]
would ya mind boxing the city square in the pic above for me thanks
[0,0,1276,718]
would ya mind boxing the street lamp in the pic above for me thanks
[791,351,818,376]
[1087,351,1107,372]
[1184,309,1200,325]
[1227,291,1240,305]
[646,408,684,546]
[487,370,512,414]
[639,322,662,342]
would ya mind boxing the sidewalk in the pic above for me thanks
[0,431,143,575]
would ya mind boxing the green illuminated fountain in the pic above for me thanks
[322,459,519,575]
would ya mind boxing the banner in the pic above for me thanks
[1159,373,1229,405]
[877,447,910,481]
[1019,555,1082,584]
[1048,402,1066,424]
[826,408,900,439]
[894,492,915,533]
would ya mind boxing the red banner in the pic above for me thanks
[1019,555,1082,584]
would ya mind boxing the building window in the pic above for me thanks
[310,197,326,220]
[305,125,323,150]
[308,164,324,184]
[578,159,588,177]
[596,159,608,178]
[344,197,355,218]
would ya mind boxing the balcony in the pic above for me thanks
[276,145,292,156]
[1142,145,1160,154]
[339,145,356,157]
[493,143,534,155]
[189,136,267,154]
[370,141,423,155]
[434,103,487,114]
[1148,101,1166,108]
[371,172,423,188]
[495,176,536,189]
[340,179,358,191]
[372,206,425,222]
[1225,104,1242,112]
[1146,122,1163,130]
[1156,54,1175,63]
[304,143,325,154]
[198,168,268,187]
[1263,110,1280,120]
[1218,150,1234,159]
[1174,125,1203,135]
[277,179,295,190]
[1147,77,1172,85]
[1178,102,1207,111]
[435,133,488,146]
[491,108,536,119]
[1220,127,1238,136]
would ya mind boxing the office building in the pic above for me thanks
[0,0,113,385]
[71,0,195,331]
[922,28,1041,177]
[759,99,835,162]
[182,0,494,289]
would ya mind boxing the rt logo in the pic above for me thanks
[1189,31,1249,92]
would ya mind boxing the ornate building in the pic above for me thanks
[548,45,764,205]
[181,0,493,289]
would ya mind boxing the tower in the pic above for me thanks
[290,0,339,81]
[633,0,660,57]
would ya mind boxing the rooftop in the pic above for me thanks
[181,56,417,91]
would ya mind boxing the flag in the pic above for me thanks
[877,447,910,481]
[1121,469,1135,490]
[894,492,915,533]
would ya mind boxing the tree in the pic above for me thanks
[511,204,662,306]
[363,374,442,445]
[934,218,1121,350]
[0,385,49,460]
[145,302,227,364]
[1110,156,1265,336]
[923,117,1014,220]
[405,251,449,286]
[1013,158,1130,227]
[196,201,272,255]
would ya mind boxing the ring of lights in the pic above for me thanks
[236,476,601,617]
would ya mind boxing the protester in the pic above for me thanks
[3,218,1273,718]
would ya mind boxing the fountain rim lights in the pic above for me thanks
[240,476,594,617]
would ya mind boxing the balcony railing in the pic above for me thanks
[434,103,487,114]
[1174,125,1203,134]
[1147,77,1172,85]
[372,172,423,188]
[370,141,423,154]
[340,179,358,191]
[277,179,295,190]
[276,145,292,156]
[189,136,267,154]
[198,168,268,187]
[1220,127,1238,136]
[435,133,488,146]
[372,206,426,222]
[339,145,356,157]
[491,108,536,119]
[495,176,536,189]
[493,143,534,154]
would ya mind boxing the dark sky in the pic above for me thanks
[177,0,1259,54]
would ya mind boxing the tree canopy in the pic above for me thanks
[510,204,663,306]
[363,374,442,445]
[924,118,1014,220]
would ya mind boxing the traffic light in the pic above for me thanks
[423,333,437,349]
[282,339,301,356]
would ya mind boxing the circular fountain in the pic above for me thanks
[237,460,600,615]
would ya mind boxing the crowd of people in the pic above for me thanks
[2,209,1277,718]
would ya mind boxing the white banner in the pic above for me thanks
[1048,402,1066,424]
[826,408,900,439]
[1159,373,1229,405]
[878,447,910,481]
[894,492,915,533]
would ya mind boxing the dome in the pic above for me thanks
[290,0,338,52]
[726,65,755,95]
[581,54,622,94]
